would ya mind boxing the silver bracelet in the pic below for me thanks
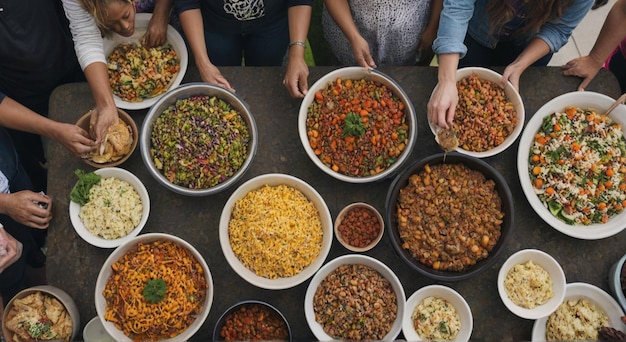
[289,41,307,49]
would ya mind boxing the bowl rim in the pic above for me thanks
[303,254,406,341]
[69,167,150,248]
[608,253,626,312]
[140,82,258,196]
[385,152,514,281]
[218,173,333,290]
[83,316,114,341]
[298,66,418,183]
[531,282,626,341]
[212,299,292,342]
[2,285,80,342]
[496,249,567,319]
[402,284,473,342]
[102,13,188,110]
[94,232,214,342]
[76,108,138,168]
[428,66,525,158]
[334,202,384,252]
[516,91,626,239]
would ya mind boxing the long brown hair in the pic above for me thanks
[78,0,133,36]
[486,0,574,37]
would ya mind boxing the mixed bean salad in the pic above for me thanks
[150,95,250,189]
[529,106,626,225]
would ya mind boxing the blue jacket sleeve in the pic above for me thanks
[432,0,476,57]
[534,0,594,52]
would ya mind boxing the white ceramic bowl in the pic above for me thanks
[517,91,626,239]
[429,67,525,158]
[497,249,566,319]
[304,254,405,341]
[608,253,626,313]
[95,233,213,342]
[2,285,80,342]
[402,285,473,342]
[531,282,626,341]
[298,67,417,183]
[83,316,115,342]
[103,13,188,110]
[219,173,333,290]
[334,202,384,252]
[69,167,150,248]
[140,83,258,197]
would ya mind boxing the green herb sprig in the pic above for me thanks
[69,169,101,206]
[342,112,366,138]
[143,278,167,303]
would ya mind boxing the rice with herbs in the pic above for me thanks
[228,184,323,279]
[79,177,142,239]
[545,298,609,340]
[504,260,554,309]
[412,296,461,340]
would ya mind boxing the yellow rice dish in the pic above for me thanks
[545,298,609,340]
[228,184,323,279]
[504,260,554,309]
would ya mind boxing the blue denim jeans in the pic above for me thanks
[203,15,289,66]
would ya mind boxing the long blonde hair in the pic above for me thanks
[78,0,133,36]
[486,0,574,37]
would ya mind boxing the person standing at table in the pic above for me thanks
[428,0,594,129]
[322,0,443,68]
[562,0,626,92]
[174,0,313,98]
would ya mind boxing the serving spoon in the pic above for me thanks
[604,93,626,116]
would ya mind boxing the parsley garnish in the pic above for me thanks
[143,278,167,303]
[69,169,101,206]
[343,112,366,138]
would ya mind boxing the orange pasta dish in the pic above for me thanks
[102,240,207,341]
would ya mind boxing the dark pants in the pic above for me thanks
[0,128,44,305]
[607,49,626,94]
[460,34,553,68]
[203,15,289,66]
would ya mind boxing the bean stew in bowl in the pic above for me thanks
[299,67,417,183]
[385,152,515,281]
[213,300,291,341]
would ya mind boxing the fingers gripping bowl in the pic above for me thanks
[517,91,626,239]
[298,67,418,183]
[386,152,514,281]
[140,83,258,196]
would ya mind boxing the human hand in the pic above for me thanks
[502,63,524,91]
[350,35,376,69]
[142,13,168,48]
[89,107,119,144]
[0,224,22,273]
[561,56,604,91]
[283,57,309,98]
[55,123,96,157]
[427,80,458,129]
[0,191,52,229]
[199,63,235,92]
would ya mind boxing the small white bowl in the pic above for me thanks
[95,233,213,342]
[334,202,384,252]
[102,13,188,110]
[608,253,626,313]
[69,167,150,248]
[517,91,626,239]
[402,285,473,342]
[531,282,626,341]
[429,67,525,158]
[497,249,566,319]
[304,254,405,341]
[83,316,115,342]
[2,285,80,342]
[298,67,418,183]
[219,173,333,290]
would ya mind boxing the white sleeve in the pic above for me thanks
[61,0,106,70]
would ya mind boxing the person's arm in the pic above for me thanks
[0,192,52,229]
[61,0,118,143]
[427,53,460,128]
[143,0,174,47]
[562,0,626,90]
[416,0,443,66]
[283,4,312,98]
[0,96,95,156]
[502,38,551,90]
[324,0,375,68]
[0,225,22,274]
[178,9,234,91]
